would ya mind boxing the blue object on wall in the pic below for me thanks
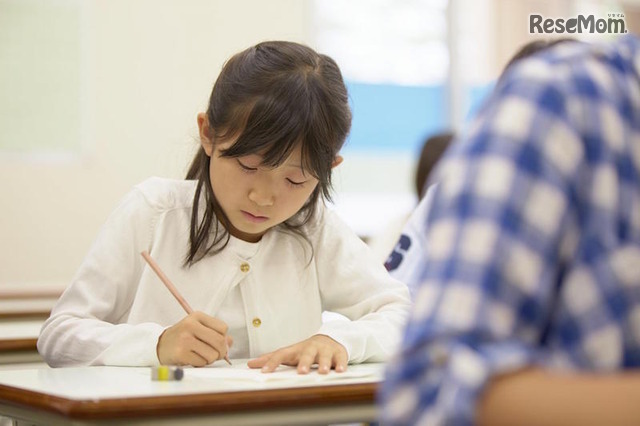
[344,81,494,154]
[344,81,446,153]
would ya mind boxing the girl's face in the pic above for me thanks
[198,114,341,243]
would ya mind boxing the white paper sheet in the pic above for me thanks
[185,360,384,384]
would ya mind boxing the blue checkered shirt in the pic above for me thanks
[380,35,640,425]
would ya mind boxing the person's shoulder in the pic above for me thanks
[590,35,640,80]
[308,202,371,250]
[559,35,640,80]
[308,201,347,232]
[133,177,197,212]
[500,41,583,88]
[505,36,639,88]
[593,34,640,62]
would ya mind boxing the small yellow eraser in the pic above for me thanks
[151,366,184,381]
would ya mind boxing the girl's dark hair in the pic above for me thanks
[415,131,453,199]
[184,41,352,265]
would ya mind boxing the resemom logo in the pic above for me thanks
[529,13,628,34]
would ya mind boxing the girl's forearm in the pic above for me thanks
[477,368,640,426]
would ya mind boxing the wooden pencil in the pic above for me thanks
[141,250,232,365]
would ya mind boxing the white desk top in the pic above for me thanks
[0,360,383,400]
[0,299,57,315]
[0,319,43,339]
[0,361,384,425]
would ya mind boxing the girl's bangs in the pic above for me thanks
[219,95,324,180]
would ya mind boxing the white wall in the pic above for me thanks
[0,0,312,291]
[5,0,617,292]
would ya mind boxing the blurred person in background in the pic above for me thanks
[380,34,640,426]
[368,132,453,264]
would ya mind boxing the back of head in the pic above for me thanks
[415,132,454,198]
[502,37,578,76]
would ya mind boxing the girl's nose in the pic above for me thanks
[248,186,274,207]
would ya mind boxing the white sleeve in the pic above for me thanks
[37,187,165,367]
[312,207,411,363]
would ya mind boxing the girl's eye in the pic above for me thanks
[237,160,257,173]
[286,178,306,187]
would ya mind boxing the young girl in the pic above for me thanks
[38,41,410,374]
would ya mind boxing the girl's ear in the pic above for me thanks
[197,112,214,156]
[331,155,344,169]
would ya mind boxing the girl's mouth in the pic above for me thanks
[241,210,269,223]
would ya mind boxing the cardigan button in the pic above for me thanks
[252,318,262,328]
[240,262,250,273]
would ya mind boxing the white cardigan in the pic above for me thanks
[38,177,411,367]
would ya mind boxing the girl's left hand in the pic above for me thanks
[247,334,348,374]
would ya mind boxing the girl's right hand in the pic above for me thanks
[156,311,232,366]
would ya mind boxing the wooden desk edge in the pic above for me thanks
[0,311,50,320]
[0,338,38,352]
[0,290,62,300]
[0,381,379,421]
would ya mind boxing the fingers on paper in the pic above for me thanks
[246,353,271,369]
[297,345,319,374]
[248,335,348,374]
[333,349,348,373]
[316,349,334,374]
